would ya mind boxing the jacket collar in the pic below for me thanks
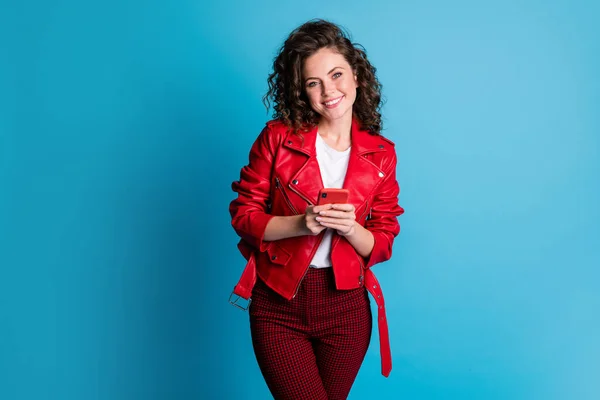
[282,117,387,157]
[280,117,389,207]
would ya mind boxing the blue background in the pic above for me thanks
[1,0,599,399]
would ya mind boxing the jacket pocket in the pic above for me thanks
[266,243,292,266]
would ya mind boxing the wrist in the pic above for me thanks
[296,214,310,236]
[342,221,360,238]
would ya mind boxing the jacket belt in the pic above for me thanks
[363,268,392,377]
[231,254,392,377]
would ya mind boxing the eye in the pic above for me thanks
[307,81,319,88]
[333,72,342,79]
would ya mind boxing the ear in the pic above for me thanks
[354,72,359,88]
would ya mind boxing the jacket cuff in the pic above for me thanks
[364,231,392,269]
[237,212,275,253]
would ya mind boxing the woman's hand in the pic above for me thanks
[304,204,329,235]
[314,203,357,236]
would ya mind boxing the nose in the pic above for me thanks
[321,80,334,96]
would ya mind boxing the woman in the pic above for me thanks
[229,19,404,400]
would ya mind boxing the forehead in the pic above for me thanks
[302,47,350,76]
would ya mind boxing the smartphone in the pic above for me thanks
[317,188,349,205]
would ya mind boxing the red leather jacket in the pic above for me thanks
[230,118,404,377]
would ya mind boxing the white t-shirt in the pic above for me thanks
[309,133,351,268]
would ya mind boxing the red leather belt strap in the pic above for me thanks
[231,256,392,377]
[364,268,392,377]
[231,253,256,301]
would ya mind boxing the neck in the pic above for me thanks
[317,114,353,141]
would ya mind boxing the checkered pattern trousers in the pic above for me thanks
[249,267,372,400]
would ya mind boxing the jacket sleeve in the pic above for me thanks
[363,149,404,268]
[229,124,277,254]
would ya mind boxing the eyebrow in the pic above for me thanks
[304,66,345,82]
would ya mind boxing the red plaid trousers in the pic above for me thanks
[249,267,372,400]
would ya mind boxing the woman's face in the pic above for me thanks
[302,47,358,124]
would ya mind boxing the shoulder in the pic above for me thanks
[372,133,398,172]
[265,119,293,136]
[366,128,395,148]
[374,131,398,160]
[257,119,292,142]
[253,119,292,154]
[367,132,397,156]
[378,134,396,148]
[356,122,396,150]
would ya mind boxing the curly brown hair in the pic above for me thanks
[263,19,384,134]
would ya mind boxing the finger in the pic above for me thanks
[318,221,351,232]
[330,203,355,212]
[310,224,327,234]
[312,204,333,214]
[316,216,353,226]
[318,210,353,219]
[306,208,319,218]
[308,216,322,226]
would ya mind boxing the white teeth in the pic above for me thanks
[325,97,342,106]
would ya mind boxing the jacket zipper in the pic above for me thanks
[292,195,324,299]
[358,256,365,286]
[274,176,315,298]
[275,177,299,215]
[288,181,314,206]
[359,199,372,223]
[292,233,326,299]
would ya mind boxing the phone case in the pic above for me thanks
[317,188,349,205]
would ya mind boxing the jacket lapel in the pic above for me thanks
[282,119,387,209]
[342,121,388,207]
[282,125,323,205]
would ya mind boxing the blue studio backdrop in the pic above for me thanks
[1,0,599,399]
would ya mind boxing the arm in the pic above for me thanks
[263,215,307,241]
[264,203,330,240]
[230,125,326,249]
[361,150,404,268]
[343,223,375,258]
[229,125,277,252]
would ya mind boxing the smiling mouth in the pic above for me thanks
[323,96,343,107]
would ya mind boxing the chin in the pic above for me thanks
[325,106,353,120]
